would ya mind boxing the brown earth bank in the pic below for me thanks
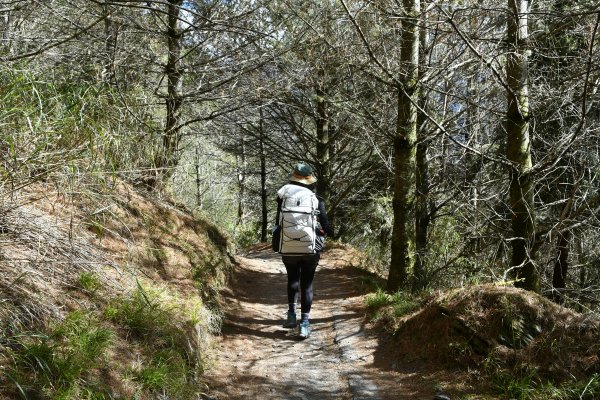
[391,285,599,383]
[0,180,234,399]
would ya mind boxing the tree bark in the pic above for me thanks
[414,138,429,291]
[195,146,202,207]
[388,0,420,292]
[552,230,570,303]
[577,239,586,311]
[236,134,247,227]
[259,106,268,242]
[158,0,184,177]
[102,2,117,86]
[413,13,430,292]
[315,85,332,210]
[326,120,337,231]
[506,0,539,292]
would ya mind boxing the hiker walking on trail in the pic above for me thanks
[274,162,333,339]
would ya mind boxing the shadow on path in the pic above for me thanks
[220,252,366,341]
[208,247,469,400]
[222,262,286,306]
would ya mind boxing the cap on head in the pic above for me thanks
[289,162,317,185]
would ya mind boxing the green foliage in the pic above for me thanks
[489,364,539,400]
[497,295,542,349]
[131,349,188,393]
[0,66,159,190]
[485,342,600,400]
[104,283,180,345]
[365,289,420,324]
[78,272,102,294]
[233,222,261,248]
[427,215,480,283]
[6,311,113,399]
[358,275,385,293]
[340,195,394,278]
[104,283,209,399]
[490,369,599,400]
[171,138,240,229]
[365,289,394,310]
[51,312,113,375]
[1,70,98,148]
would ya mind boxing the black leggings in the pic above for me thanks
[282,254,320,315]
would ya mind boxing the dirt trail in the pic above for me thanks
[204,246,449,400]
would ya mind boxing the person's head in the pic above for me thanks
[288,162,317,185]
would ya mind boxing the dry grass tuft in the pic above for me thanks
[0,202,119,335]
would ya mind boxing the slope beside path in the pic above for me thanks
[203,245,450,400]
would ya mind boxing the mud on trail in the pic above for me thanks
[204,246,456,400]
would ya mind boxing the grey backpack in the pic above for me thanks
[276,184,320,254]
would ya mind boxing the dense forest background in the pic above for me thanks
[1,0,599,305]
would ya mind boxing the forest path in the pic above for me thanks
[204,246,445,400]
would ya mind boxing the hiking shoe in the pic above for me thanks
[283,311,297,328]
[298,321,311,339]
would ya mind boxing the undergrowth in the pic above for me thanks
[105,282,208,398]
[5,311,113,399]
[482,347,597,399]
[105,282,192,349]
[364,288,420,328]
[2,280,212,399]
[78,272,102,295]
[130,349,190,393]
[489,369,600,400]
[1,65,230,397]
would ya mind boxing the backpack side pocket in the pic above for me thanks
[271,225,281,252]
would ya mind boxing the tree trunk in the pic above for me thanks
[413,13,430,292]
[259,106,268,242]
[315,85,332,209]
[102,3,117,86]
[577,239,586,311]
[414,139,429,291]
[466,76,482,255]
[158,0,184,177]
[236,134,247,227]
[552,231,571,303]
[506,0,539,292]
[388,0,420,292]
[326,121,337,231]
[195,146,202,207]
